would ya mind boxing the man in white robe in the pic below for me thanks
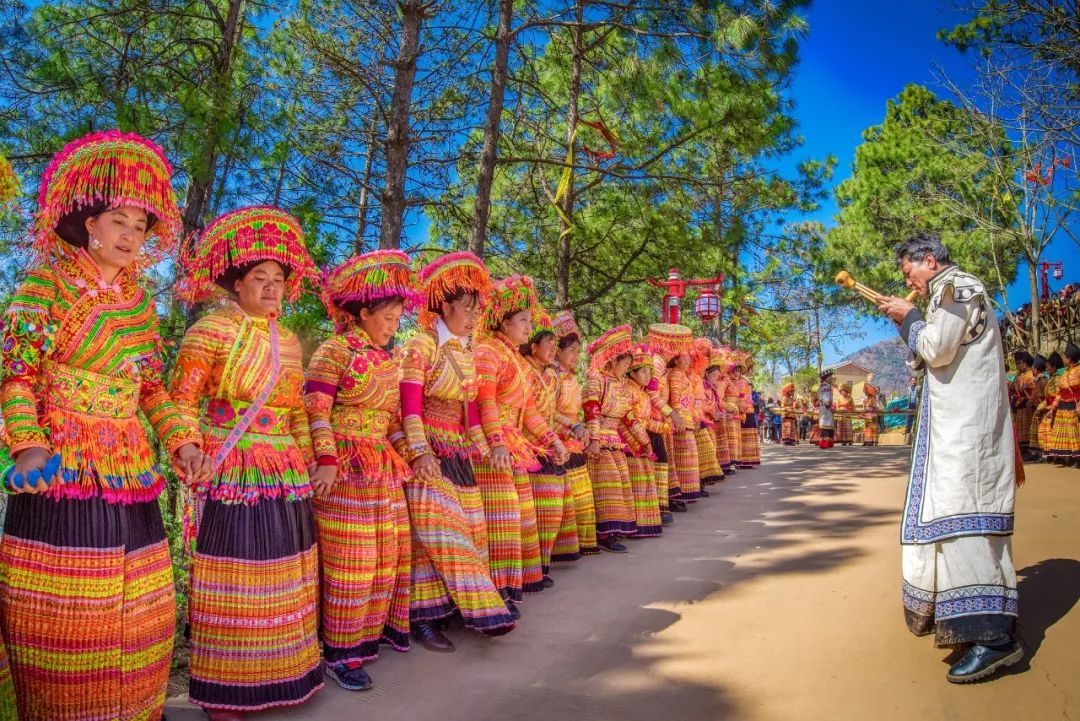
[878,234,1021,684]
[816,370,835,449]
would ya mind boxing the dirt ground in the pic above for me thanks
[166,445,1078,721]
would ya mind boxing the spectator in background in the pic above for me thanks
[905,376,919,434]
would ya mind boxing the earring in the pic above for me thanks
[89,234,103,250]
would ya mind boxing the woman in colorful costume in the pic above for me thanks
[834,382,856,445]
[780,383,799,445]
[303,250,419,690]
[623,344,664,536]
[399,252,515,652]
[861,383,880,446]
[521,308,580,579]
[691,338,722,491]
[0,131,208,721]
[551,311,599,553]
[646,345,688,514]
[1027,355,1048,461]
[703,349,734,471]
[728,354,760,467]
[473,276,567,614]
[1047,343,1080,465]
[1037,352,1063,461]
[1010,351,1037,459]
[171,205,323,718]
[647,324,700,502]
[584,325,648,551]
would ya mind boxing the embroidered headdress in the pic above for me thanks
[628,343,655,372]
[417,251,493,330]
[179,205,318,303]
[529,305,556,343]
[552,310,581,342]
[322,249,421,331]
[480,275,540,333]
[588,324,633,371]
[646,323,694,361]
[33,130,182,263]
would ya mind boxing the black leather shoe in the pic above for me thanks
[670,499,688,512]
[598,537,629,553]
[699,488,710,497]
[660,511,674,525]
[506,599,521,621]
[411,622,455,653]
[541,575,555,589]
[947,641,1022,683]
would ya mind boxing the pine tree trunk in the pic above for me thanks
[355,110,380,252]
[1029,258,1041,352]
[467,0,514,259]
[555,0,585,308]
[380,0,428,250]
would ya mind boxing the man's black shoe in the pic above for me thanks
[947,641,1022,683]
[411,622,455,653]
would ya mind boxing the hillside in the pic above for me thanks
[840,337,913,396]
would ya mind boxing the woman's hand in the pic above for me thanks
[310,464,338,498]
[585,439,601,458]
[571,423,589,443]
[490,445,513,471]
[411,453,442,481]
[174,443,213,485]
[7,447,60,493]
[551,440,569,466]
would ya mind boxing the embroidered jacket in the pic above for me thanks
[727,376,754,419]
[474,333,558,471]
[523,355,561,459]
[583,370,649,453]
[0,249,199,503]
[666,367,696,426]
[170,301,314,503]
[304,325,409,483]
[399,326,489,462]
[553,363,586,454]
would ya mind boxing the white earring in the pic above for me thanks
[89,233,103,250]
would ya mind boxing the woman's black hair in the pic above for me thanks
[1033,354,1047,373]
[215,259,293,293]
[1065,342,1080,364]
[338,295,406,321]
[431,287,479,319]
[54,202,160,248]
[558,333,581,350]
[519,329,555,358]
[1013,350,1034,368]
[1048,351,1064,370]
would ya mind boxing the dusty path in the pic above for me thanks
[166,445,1078,721]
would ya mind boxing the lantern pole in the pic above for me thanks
[648,269,724,326]
[1038,260,1063,302]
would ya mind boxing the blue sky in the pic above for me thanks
[790,0,1078,362]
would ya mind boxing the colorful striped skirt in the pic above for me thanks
[587,447,638,539]
[472,461,524,601]
[0,630,14,721]
[739,419,761,467]
[551,469,582,564]
[696,426,723,485]
[835,417,854,444]
[1014,406,1034,448]
[1030,411,1045,452]
[810,423,820,442]
[713,420,732,470]
[188,497,322,712]
[405,457,514,632]
[1046,407,1080,458]
[664,433,682,500]
[0,495,175,721]
[314,471,410,668]
[563,455,598,554]
[514,470,544,594]
[649,432,671,511]
[672,429,702,501]
[531,458,572,574]
[781,417,799,445]
[725,415,742,469]
[862,419,879,445]
[626,455,662,537]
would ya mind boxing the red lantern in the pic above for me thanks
[695,289,721,321]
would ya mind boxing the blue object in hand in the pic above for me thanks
[42,453,61,485]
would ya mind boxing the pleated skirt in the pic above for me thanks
[696,426,723,484]
[587,448,638,539]
[739,419,761,467]
[1046,408,1080,458]
[314,471,410,667]
[626,455,663,537]
[551,469,582,564]
[649,432,671,511]
[472,461,525,601]
[1030,411,1045,452]
[405,457,514,632]
[0,495,175,721]
[563,456,598,554]
[862,420,879,445]
[835,417,854,444]
[1013,406,1034,447]
[0,631,14,721]
[781,417,799,445]
[672,429,702,501]
[725,416,742,469]
[188,498,322,712]
[531,459,574,573]
[713,421,732,469]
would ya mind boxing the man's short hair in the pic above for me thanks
[895,232,953,266]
